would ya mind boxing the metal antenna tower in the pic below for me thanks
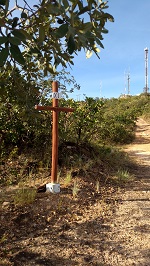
[127,70,130,95]
[144,47,149,93]
[124,69,130,95]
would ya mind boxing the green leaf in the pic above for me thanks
[10,44,25,65]
[78,1,83,11]
[12,29,27,41]
[47,64,56,74]
[68,26,75,36]
[9,37,21,45]
[0,48,9,66]
[100,3,109,9]
[102,28,109,34]
[57,18,64,24]
[102,13,114,22]
[0,0,6,5]
[0,18,5,26]
[107,14,114,22]
[19,30,32,41]
[82,22,92,32]
[39,25,45,42]
[0,36,8,45]
[95,37,104,48]
[47,4,60,15]
[30,47,41,55]
[33,5,39,8]
[56,24,68,38]
[67,35,75,55]
[62,0,69,9]
[12,17,19,28]
[21,12,27,19]
[78,6,90,16]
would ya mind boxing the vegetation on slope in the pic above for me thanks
[1,89,149,188]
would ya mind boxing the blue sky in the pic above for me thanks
[67,1,150,99]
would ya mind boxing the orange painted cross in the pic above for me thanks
[35,81,74,193]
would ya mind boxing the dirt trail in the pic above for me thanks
[102,118,150,265]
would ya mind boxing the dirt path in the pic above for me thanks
[102,118,150,266]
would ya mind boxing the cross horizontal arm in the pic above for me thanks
[35,105,74,112]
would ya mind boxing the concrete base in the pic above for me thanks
[46,183,60,193]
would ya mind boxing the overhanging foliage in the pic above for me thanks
[0,0,114,74]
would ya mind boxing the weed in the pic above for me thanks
[83,159,94,171]
[115,169,134,184]
[72,180,80,198]
[0,233,7,244]
[57,198,63,211]
[45,160,50,170]
[13,187,36,206]
[63,171,72,186]
[57,170,61,183]
[9,146,18,159]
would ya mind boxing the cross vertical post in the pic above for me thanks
[51,81,58,183]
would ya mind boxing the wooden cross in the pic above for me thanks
[35,81,74,192]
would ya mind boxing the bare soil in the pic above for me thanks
[101,117,150,266]
[0,118,150,266]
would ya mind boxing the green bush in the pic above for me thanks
[1,80,150,162]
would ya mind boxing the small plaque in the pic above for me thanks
[52,92,61,99]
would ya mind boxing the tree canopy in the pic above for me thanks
[0,0,114,74]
